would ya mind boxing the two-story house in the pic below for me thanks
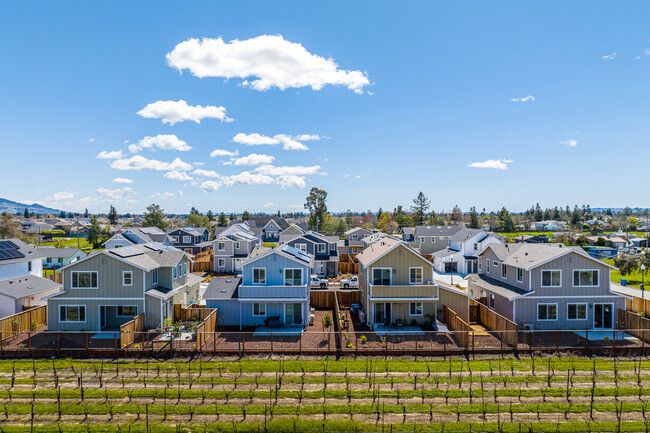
[167,227,211,255]
[213,231,258,273]
[203,245,313,330]
[38,247,87,270]
[104,227,173,249]
[467,243,625,330]
[339,227,373,255]
[280,231,339,276]
[357,238,440,330]
[46,243,201,331]
[0,239,61,318]
[411,225,465,255]
[431,229,503,274]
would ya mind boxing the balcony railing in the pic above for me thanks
[239,284,308,299]
[369,282,438,299]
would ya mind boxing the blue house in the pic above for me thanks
[203,245,313,330]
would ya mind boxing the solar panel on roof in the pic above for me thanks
[0,249,25,261]
[282,245,311,262]
[145,244,164,251]
[0,240,19,250]
[237,232,257,240]
[110,246,144,258]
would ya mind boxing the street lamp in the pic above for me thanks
[642,264,646,298]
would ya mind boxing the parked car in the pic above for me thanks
[340,276,359,289]
[310,275,329,289]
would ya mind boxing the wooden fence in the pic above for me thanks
[119,314,145,348]
[44,273,62,284]
[338,262,359,274]
[0,305,47,341]
[618,308,650,343]
[443,305,470,347]
[626,296,650,317]
[310,290,360,308]
[174,304,215,322]
[191,260,213,273]
[477,303,518,347]
[197,309,218,349]
[194,250,212,260]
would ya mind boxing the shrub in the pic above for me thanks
[360,335,367,344]
[322,313,333,330]
[30,320,38,331]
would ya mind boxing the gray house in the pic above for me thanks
[167,227,211,255]
[280,231,339,276]
[213,231,258,273]
[204,245,313,330]
[411,225,465,255]
[467,243,625,331]
[104,227,173,250]
[46,243,201,331]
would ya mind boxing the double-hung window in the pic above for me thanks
[537,303,557,321]
[235,242,240,250]
[541,270,561,287]
[516,268,523,283]
[567,303,587,320]
[152,269,158,285]
[501,264,507,279]
[573,270,599,287]
[60,306,85,322]
[372,268,391,286]
[409,302,423,316]
[122,271,133,286]
[71,271,98,289]
[253,303,266,316]
[284,269,302,286]
[296,243,307,253]
[183,236,191,244]
[218,258,226,268]
[253,268,266,284]
[317,243,326,253]
[217,242,226,251]
[409,267,423,284]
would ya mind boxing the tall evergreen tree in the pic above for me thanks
[206,210,215,221]
[84,208,89,218]
[469,207,479,229]
[410,192,430,226]
[107,205,118,225]
[23,208,30,219]
[143,204,169,231]
[218,212,228,227]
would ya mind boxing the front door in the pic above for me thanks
[594,303,613,329]
[444,262,458,273]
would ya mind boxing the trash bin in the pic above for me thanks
[359,311,366,323]
[620,279,627,286]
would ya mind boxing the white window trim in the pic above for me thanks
[183,236,191,244]
[488,293,495,309]
[567,302,588,321]
[486,260,490,274]
[371,267,392,286]
[493,260,498,267]
[541,269,562,288]
[478,261,482,271]
[59,305,87,323]
[217,258,226,268]
[235,242,240,249]
[284,268,303,286]
[116,305,138,317]
[537,303,558,321]
[296,243,307,253]
[217,242,226,251]
[152,269,158,285]
[409,267,423,284]
[253,303,266,317]
[122,271,133,287]
[409,302,424,316]
[501,264,507,279]
[516,268,523,283]
[252,267,266,285]
[71,271,98,289]
[419,237,425,244]
[351,234,358,241]
[572,269,600,288]
[171,236,179,243]
[316,243,326,253]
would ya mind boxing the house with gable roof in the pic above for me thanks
[431,228,503,274]
[104,227,173,250]
[167,227,211,255]
[279,231,339,276]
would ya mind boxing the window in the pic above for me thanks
[152,269,158,285]
[122,271,133,286]
[489,293,495,309]
[538,303,558,321]
[493,260,498,267]
[253,268,266,284]
[573,270,599,287]
[28,262,32,272]
[501,264,507,279]
[58,258,63,264]
[171,236,179,243]
[71,271,98,289]
[486,261,490,273]
[474,243,479,250]
[296,243,307,253]
[217,242,226,251]
[331,243,337,250]
[117,306,137,317]
[317,243,326,253]
[541,270,561,287]
[235,242,240,250]
[516,268,523,283]
[184,262,188,275]
[372,268,391,285]
[409,267,423,284]
[567,303,587,320]
[177,264,182,277]
[253,303,266,316]
[419,237,425,244]
[183,236,191,244]
[284,268,303,286]
[478,261,482,271]
[432,237,436,243]
[409,302,423,316]
[173,267,177,279]
[60,305,85,322]
[218,258,226,268]
[351,234,358,241]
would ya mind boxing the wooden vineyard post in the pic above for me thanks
[270,333,273,352]
[28,331,31,355]
[242,333,245,353]
[57,333,60,357]
[114,333,117,358]
[556,331,559,353]
[585,330,589,352]
[85,333,89,356]
[299,333,302,354]
[414,333,418,357]
[142,333,145,354]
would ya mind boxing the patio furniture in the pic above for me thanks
[395,319,405,329]
[266,316,282,328]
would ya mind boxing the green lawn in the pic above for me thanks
[41,237,104,254]
[601,258,648,289]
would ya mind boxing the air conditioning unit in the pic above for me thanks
[520,323,534,332]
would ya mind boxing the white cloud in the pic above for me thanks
[128,134,191,153]
[201,180,222,192]
[178,190,184,199]
[164,170,194,181]
[559,139,578,147]
[112,177,133,184]
[96,187,136,203]
[96,150,124,159]
[510,95,535,102]
[210,149,238,158]
[166,35,370,93]
[193,169,221,178]
[88,138,96,143]
[263,202,277,208]
[137,99,233,125]
[233,153,275,166]
[602,52,616,61]
[232,132,315,151]
[150,192,175,199]
[355,175,362,179]
[254,164,321,176]
[467,159,513,170]
[111,155,193,171]
[221,172,274,186]
[288,204,303,208]
[46,191,74,202]
[276,175,306,188]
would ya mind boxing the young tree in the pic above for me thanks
[376,212,393,233]
[87,216,109,247]
[206,210,215,222]
[614,255,639,276]
[410,192,430,226]
[468,207,479,229]
[336,219,348,235]
[23,208,30,219]
[242,210,251,220]
[345,210,353,227]
[0,213,18,239]
[143,204,169,231]
[107,205,118,225]
[218,212,228,227]
[450,206,463,223]
[304,187,328,229]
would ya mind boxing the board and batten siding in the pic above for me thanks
[479,248,531,292]
[242,254,308,288]
[367,244,434,287]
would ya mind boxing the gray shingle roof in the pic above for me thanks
[203,277,241,300]
[0,275,60,299]
[449,228,488,243]
[466,274,529,300]
[36,247,85,259]
[413,225,464,238]
[481,243,599,271]
[105,243,187,271]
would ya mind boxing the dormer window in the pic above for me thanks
[317,243,326,253]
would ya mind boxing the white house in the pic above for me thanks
[431,229,503,274]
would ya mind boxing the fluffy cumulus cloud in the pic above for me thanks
[263,202,277,208]
[209,149,238,158]
[96,187,136,203]
[166,35,370,93]
[276,175,306,188]
[233,153,275,166]
[96,150,124,159]
[559,139,578,147]
[192,169,220,178]
[232,133,317,151]
[200,180,222,192]
[150,192,175,199]
[253,165,321,176]
[111,155,193,171]
[467,159,514,170]
[128,134,191,153]
[510,95,535,102]
[46,191,74,202]
[164,170,193,181]
[220,172,274,186]
[137,100,233,125]
[112,177,133,184]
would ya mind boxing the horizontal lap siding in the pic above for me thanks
[370,245,433,286]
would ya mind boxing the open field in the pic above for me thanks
[44,237,103,254]
[0,356,650,431]
[602,258,648,289]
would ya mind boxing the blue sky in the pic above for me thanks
[1,2,649,214]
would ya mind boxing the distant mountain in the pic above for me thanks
[0,198,64,215]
